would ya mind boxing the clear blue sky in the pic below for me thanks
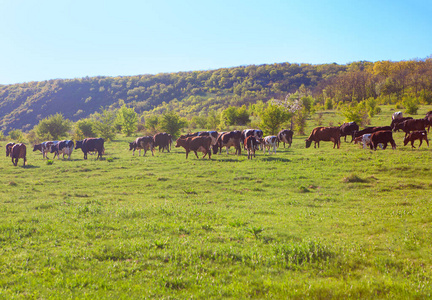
[1,0,431,85]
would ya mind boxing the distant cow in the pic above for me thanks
[217,130,242,155]
[129,136,154,156]
[263,136,278,154]
[75,138,104,160]
[370,131,396,150]
[277,129,293,148]
[241,129,264,149]
[6,142,15,157]
[390,117,413,131]
[305,127,341,149]
[244,136,259,159]
[175,136,212,159]
[394,119,428,137]
[33,141,57,159]
[11,143,26,166]
[403,130,429,148]
[339,122,359,142]
[51,140,74,159]
[392,111,403,120]
[353,134,383,149]
[153,132,170,152]
[354,126,392,138]
[425,111,432,132]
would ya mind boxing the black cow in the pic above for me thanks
[339,122,359,142]
[277,129,293,148]
[75,138,104,160]
[51,140,74,159]
[153,132,170,152]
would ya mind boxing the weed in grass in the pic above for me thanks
[245,226,264,239]
[343,173,368,183]
[106,157,114,162]
[183,188,197,195]
[229,219,247,228]
[46,160,54,165]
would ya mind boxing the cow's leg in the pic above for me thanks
[426,137,429,147]
[84,152,87,160]
[418,139,423,148]
[194,151,199,159]
[185,150,189,159]
[411,141,416,148]
[273,145,276,154]
[226,146,229,155]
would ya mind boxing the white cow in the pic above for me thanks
[263,136,278,154]
[392,111,403,120]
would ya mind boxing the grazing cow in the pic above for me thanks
[244,136,259,159]
[263,135,278,154]
[153,132,171,152]
[339,122,359,142]
[277,129,293,148]
[353,134,383,149]
[393,119,428,137]
[305,127,341,149]
[392,111,403,120]
[50,140,74,159]
[370,131,396,150]
[75,138,104,160]
[390,117,413,131]
[11,143,26,166]
[6,142,15,157]
[354,126,392,138]
[175,136,212,159]
[217,130,242,155]
[403,130,429,148]
[197,131,219,154]
[33,141,58,159]
[129,136,154,156]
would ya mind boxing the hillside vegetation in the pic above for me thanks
[1,58,431,134]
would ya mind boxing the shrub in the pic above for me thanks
[403,96,419,115]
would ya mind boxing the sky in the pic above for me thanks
[1,0,431,85]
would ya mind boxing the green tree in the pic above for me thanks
[159,112,187,138]
[8,129,24,142]
[92,109,117,141]
[259,104,291,135]
[145,115,160,133]
[74,119,96,140]
[35,113,71,140]
[116,104,138,136]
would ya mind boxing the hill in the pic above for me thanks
[1,58,431,134]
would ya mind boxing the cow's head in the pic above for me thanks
[129,142,136,151]
[305,139,312,148]
[33,144,40,152]
[75,141,83,150]
[393,122,403,132]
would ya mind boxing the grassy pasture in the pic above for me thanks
[1,106,432,299]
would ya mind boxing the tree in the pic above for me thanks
[145,115,160,133]
[116,104,138,136]
[259,104,291,135]
[74,119,96,140]
[92,109,117,141]
[35,113,71,140]
[159,112,187,138]
[8,129,24,142]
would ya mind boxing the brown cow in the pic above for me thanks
[6,142,15,157]
[394,119,428,137]
[370,131,396,150]
[403,130,429,148]
[175,136,212,159]
[244,136,259,159]
[129,136,154,156]
[354,126,392,138]
[217,131,242,155]
[11,143,26,166]
[153,132,171,152]
[305,127,341,149]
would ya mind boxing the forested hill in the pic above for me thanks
[1,59,431,133]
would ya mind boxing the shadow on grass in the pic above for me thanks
[260,157,291,163]
[23,165,40,169]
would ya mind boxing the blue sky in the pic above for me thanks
[1,0,431,85]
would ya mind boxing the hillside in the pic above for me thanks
[1,59,431,134]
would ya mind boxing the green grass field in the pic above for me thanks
[1,106,432,299]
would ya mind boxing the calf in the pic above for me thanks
[244,136,259,159]
[11,143,26,166]
[263,136,278,154]
[51,140,74,159]
[175,136,212,159]
[6,142,15,157]
[353,134,383,150]
[339,122,359,142]
[305,127,341,149]
[217,131,242,155]
[129,136,154,156]
[403,130,429,148]
[369,131,396,150]
[241,129,264,150]
[277,129,293,148]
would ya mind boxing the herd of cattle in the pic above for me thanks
[4,111,432,166]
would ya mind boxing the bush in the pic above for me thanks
[403,96,419,115]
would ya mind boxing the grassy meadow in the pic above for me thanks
[1,106,432,299]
